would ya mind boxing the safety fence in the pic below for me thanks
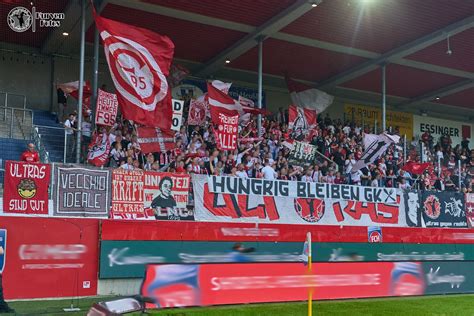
[1,160,473,229]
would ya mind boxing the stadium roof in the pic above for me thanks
[2,0,474,119]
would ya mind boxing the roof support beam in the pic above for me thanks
[397,79,474,109]
[41,0,108,54]
[316,14,474,89]
[107,0,474,81]
[194,0,320,78]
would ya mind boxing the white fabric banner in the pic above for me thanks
[352,133,400,173]
[193,175,407,227]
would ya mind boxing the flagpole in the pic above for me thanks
[75,0,86,164]
[90,0,100,131]
[307,232,312,316]
[257,36,264,137]
[381,64,386,133]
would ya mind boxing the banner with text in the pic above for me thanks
[192,175,406,227]
[214,113,238,151]
[144,172,192,220]
[413,115,473,146]
[100,240,473,279]
[466,193,474,228]
[3,161,50,215]
[95,89,118,126]
[0,216,99,299]
[53,166,110,218]
[110,169,145,219]
[288,141,318,167]
[344,104,413,138]
[111,172,191,220]
[142,261,474,308]
[421,191,467,228]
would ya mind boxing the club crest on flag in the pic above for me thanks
[101,31,168,111]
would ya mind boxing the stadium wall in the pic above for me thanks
[0,48,342,117]
[3,215,474,299]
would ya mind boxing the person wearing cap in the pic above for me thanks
[20,143,40,163]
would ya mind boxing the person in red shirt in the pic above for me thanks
[20,143,40,163]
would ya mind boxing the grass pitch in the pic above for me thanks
[5,294,474,315]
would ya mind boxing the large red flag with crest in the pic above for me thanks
[93,11,174,129]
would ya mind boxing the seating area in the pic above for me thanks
[33,110,65,163]
[0,137,27,186]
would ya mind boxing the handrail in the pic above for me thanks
[34,124,67,130]
[0,107,34,138]
[33,126,50,163]
[0,92,27,121]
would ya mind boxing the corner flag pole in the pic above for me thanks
[307,232,312,316]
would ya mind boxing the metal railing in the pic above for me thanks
[33,125,73,163]
[0,91,27,121]
[32,126,50,163]
[0,106,34,139]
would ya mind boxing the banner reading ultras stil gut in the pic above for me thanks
[344,104,413,139]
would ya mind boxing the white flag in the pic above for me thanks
[352,133,400,173]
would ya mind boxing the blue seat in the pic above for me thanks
[34,110,66,162]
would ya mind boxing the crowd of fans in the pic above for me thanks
[39,105,473,193]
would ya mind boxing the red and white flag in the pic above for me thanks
[211,80,232,94]
[401,161,431,175]
[188,96,207,125]
[238,95,265,115]
[137,126,175,153]
[168,63,189,87]
[87,132,111,167]
[286,76,333,113]
[94,11,174,129]
[207,82,242,123]
[95,89,118,126]
[58,80,92,114]
[238,95,255,108]
[288,105,317,141]
[214,113,239,151]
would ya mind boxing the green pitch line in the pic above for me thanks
[5,294,474,316]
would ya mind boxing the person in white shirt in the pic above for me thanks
[301,170,314,182]
[236,163,248,178]
[345,154,356,174]
[371,173,381,187]
[64,113,77,162]
[312,166,321,182]
[261,159,277,180]
[342,125,351,135]
[351,169,363,185]
[120,157,135,170]
[399,178,410,190]
[81,116,92,163]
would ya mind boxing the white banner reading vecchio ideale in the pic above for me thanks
[193,175,407,227]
